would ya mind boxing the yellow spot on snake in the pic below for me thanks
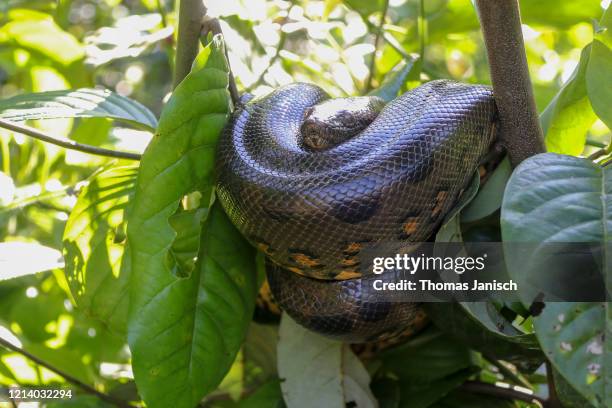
[291,253,321,268]
[336,270,362,279]
[402,219,419,235]
[432,191,449,218]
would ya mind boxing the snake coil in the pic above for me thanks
[216,80,498,342]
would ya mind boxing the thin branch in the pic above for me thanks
[475,0,545,167]
[366,0,390,92]
[461,380,546,405]
[0,336,131,408]
[545,362,563,408]
[484,354,532,389]
[173,0,207,89]
[0,119,141,161]
[201,17,240,106]
[418,0,426,61]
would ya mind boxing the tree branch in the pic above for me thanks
[173,0,207,89]
[0,119,141,161]
[475,0,545,167]
[545,362,564,408]
[0,336,131,408]
[366,0,390,92]
[461,380,546,405]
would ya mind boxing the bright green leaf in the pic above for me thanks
[0,18,83,65]
[540,45,597,155]
[127,35,256,408]
[586,40,612,130]
[62,166,137,335]
[0,88,158,131]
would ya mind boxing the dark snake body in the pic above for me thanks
[216,80,498,342]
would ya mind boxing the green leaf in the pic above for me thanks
[237,380,283,408]
[501,153,610,407]
[129,203,257,408]
[379,328,475,384]
[127,35,256,408]
[425,302,543,369]
[277,314,377,408]
[586,40,612,130]
[62,166,137,335]
[0,16,83,65]
[0,242,63,281]
[431,388,517,408]
[554,366,597,408]
[540,45,597,155]
[167,208,207,278]
[461,158,511,223]
[0,88,158,131]
[368,57,419,102]
[344,0,386,19]
[534,303,608,408]
[520,0,604,28]
[378,328,479,408]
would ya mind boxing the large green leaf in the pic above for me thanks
[461,158,512,223]
[378,328,479,408]
[540,45,597,155]
[277,314,377,408]
[0,88,158,131]
[127,35,257,408]
[62,166,137,335]
[0,16,83,65]
[501,153,610,407]
[520,0,603,28]
[586,40,612,130]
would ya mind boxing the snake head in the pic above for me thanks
[299,96,385,151]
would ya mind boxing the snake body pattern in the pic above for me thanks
[216,80,498,342]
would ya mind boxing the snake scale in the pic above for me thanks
[215,80,498,343]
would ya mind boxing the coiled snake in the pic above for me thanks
[216,80,498,343]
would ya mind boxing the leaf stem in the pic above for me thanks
[418,0,426,61]
[484,355,532,389]
[460,380,546,405]
[366,0,390,92]
[0,119,141,161]
[545,362,563,408]
[173,0,207,89]
[201,17,240,107]
[0,336,132,408]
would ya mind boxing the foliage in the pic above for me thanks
[0,0,609,407]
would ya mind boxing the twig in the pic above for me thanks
[366,0,390,92]
[461,380,545,405]
[201,17,240,107]
[173,0,207,89]
[0,119,141,161]
[588,145,611,161]
[475,0,545,167]
[418,0,426,60]
[545,362,563,408]
[484,354,532,389]
[0,336,131,408]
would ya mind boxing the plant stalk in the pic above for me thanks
[475,0,545,167]
[0,119,141,161]
[173,0,207,89]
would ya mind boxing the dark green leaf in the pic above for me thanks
[167,208,206,278]
[345,0,386,19]
[461,158,511,223]
[501,153,610,407]
[0,88,158,131]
